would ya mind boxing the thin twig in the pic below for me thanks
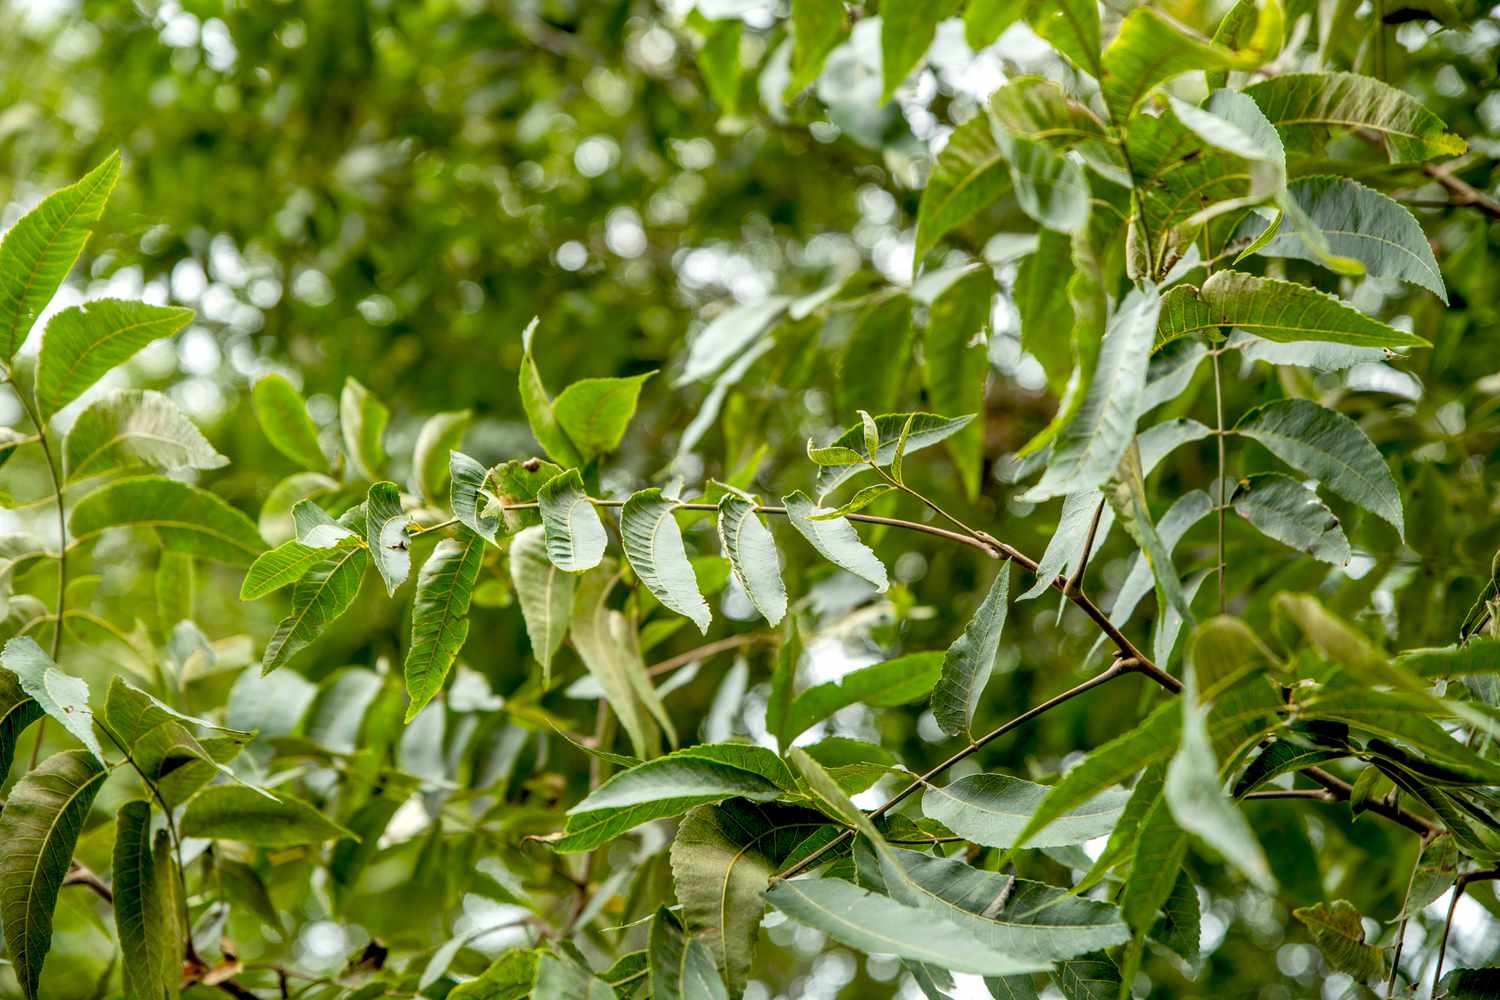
[646,633,770,677]
[1212,347,1228,615]
[1063,497,1107,597]
[63,862,113,902]
[1433,868,1500,993]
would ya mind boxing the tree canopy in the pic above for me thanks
[2,0,1500,997]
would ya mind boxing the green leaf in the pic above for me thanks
[537,469,608,573]
[180,784,354,847]
[404,528,483,721]
[989,76,1109,149]
[1398,834,1458,919]
[1235,398,1403,537]
[764,877,1049,976]
[365,481,411,595]
[1164,664,1276,893]
[621,488,712,634]
[1,637,104,762]
[112,801,180,1000]
[1121,796,1187,934]
[814,412,974,498]
[518,318,584,466]
[716,492,786,627]
[102,673,250,749]
[1244,71,1466,162]
[925,268,995,498]
[0,750,107,1000]
[1049,954,1123,1000]
[922,773,1128,849]
[1231,473,1351,566]
[650,907,729,1000]
[914,115,1010,264]
[932,565,1010,738]
[34,299,194,419]
[571,562,673,758]
[509,525,573,687]
[1233,740,1345,797]
[1100,4,1280,122]
[1107,490,1213,628]
[1024,0,1102,78]
[783,651,942,744]
[999,133,1090,235]
[0,152,119,364]
[965,0,1024,48]
[889,847,1129,961]
[880,0,959,104]
[411,410,470,505]
[251,374,328,472]
[781,491,888,592]
[534,954,615,1000]
[261,531,368,671]
[1244,176,1446,300]
[1005,700,1181,855]
[1398,639,1500,678]
[1021,286,1161,502]
[450,451,501,543]
[557,743,790,852]
[70,475,266,566]
[340,376,390,481]
[449,950,541,1000]
[1158,271,1428,353]
[696,17,741,113]
[786,0,847,97]
[677,297,790,387]
[0,668,42,780]
[256,471,338,546]
[670,800,841,994]
[809,483,894,519]
[63,388,226,482]
[1153,870,1201,963]
[240,533,348,601]
[1016,230,1076,392]
[838,293,914,415]
[1292,900,1385,984]
[553,372,656,461]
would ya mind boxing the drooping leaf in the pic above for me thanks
[411,410,471,505]
[63,388,227,482]
[784,651,942,744]
[0,152,120,363]
[509,525,573,687]
[102,674,251,749]
[1107,490,1213,628]
[404,528,483,721]
[670,800,841,994]
[34,299,194,418]
[1231,473,1351,566]
[1024,0,1102,78]
[518,318,584,466]
[620,488,712,634]
[571,562,673,758]
[915,116,1010,265]
[786,0,847,97]
[1021,285,1161,501]
[1398,835,1458,919]
[1,637,104,762]
[716,492,786,626]
[880,0,960,103]
[1244,176,1446,300]
[765,876,1049,976]
[1292,900,1384,984]
[888,847,1129,961]
[781,491,888,592]
[1016,229,1076,392]
[179,784,354,847]
[932,565,1010,738]
[1244,71,1466,162]
[0,750,108,1000]
[677,297,790,387]
[113,800,180,1000]
[923,773,1128,849]
[1235,398,1404,537]
[1164,664,1276,893]
[553,372,656,461]
[925,268,995,498]
[1233,740,1346,797]
[251,374,328,472]
[1152,269,1422,355]
[0,669,43,779]
[340,376,390,481]
[365,481,411,595]
[70,475,266,566]
[1153,870,1201,963]
[695,16,741,114]
[814,412,974,498]
[557,743,791,852]
[537,469,608,573]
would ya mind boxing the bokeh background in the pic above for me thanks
[5,0,1500,996]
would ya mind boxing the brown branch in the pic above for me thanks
[646,633,772,677]
[63,862,112,902]
[1423,162,1500,221]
